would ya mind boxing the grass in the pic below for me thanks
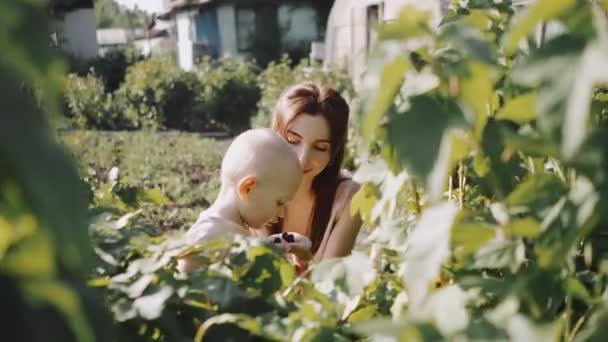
[61,130,231,230]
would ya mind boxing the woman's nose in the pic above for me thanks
[298,147,312,169]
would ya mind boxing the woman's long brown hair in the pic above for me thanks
[269,82,350,253]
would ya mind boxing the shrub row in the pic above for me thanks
[64,54,352,133]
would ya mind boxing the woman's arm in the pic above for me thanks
[320,180,363,259]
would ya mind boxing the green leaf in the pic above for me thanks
[452,222,496,257]
[132,286,173,320]
[379,5,433,40]
[473,153,491,176]
[402,202,459,306]
[504,0,577,54]
[88,276,111,288]
[311,252,376,301]
[562,44,608,159]
[461,10,493,32]
[565,277,593,303]
[439,23,496,64]
[2,231,56,277]
[386,95,466,186]
[506,173,566,208]
[23,280,95,342]
[363,56,410,141]
[279,259,296,287]
[505,315,559,341]
[506,217,541,238]
[350,183,378,224]
[139,188,170,205]
[496,93,538,124]
[194,313,265,342]
[348,305,378,323]
[461,61,494,140]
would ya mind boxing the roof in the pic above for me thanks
[157,0,213,18]
[52,0,94,12]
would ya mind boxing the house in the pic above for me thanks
[53,0,99,60]
[97,27,172,56]
[157,0,334,70]
[323,0,449,88]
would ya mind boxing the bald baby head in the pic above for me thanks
[221,128,301,185]
[220,128,302,228]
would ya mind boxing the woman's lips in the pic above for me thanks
[303,168,313,174]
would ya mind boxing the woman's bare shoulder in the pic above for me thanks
[333,172,361,212]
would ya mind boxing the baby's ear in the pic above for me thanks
[237,176,257,200]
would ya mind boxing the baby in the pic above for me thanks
[178,128,307,273]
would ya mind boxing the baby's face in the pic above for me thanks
[243,180,296,229]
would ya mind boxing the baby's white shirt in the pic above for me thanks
[184,212,250,245]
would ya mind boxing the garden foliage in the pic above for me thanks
[6,0,608,341]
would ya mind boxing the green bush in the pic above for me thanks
[68,47,144,93]
[252,55,354,128]
[116,55,206,130]
[64,72,112,129]
[194,57,260,133]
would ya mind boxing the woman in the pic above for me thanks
[266,82,362,268]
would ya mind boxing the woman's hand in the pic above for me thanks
[268,232,313,263]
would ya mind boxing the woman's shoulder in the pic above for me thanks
[333,170,361,211]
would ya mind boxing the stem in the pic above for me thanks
[528,156,536,174]
[539,22,547,48]
[551,158,567,183]
[411,180,422,215]
[564,296,572,341]
[448,175,453,202]
[568,308,593,342]
[569,169,577,189]
[281,267,312,298]
[458,162,466,210]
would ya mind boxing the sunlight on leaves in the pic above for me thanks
[504,0,576,54]
[402,202,458,306]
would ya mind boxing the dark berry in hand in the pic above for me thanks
[284,233,295,243]
[282,232,289,240]
[273,237,281,243]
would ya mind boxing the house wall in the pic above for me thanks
[217,4,238,57]
[173,2,329,70]
[57,8,98,60]
[324,0,447,88]
[176,10,196,70]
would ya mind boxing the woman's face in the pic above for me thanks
[284,113,331,182]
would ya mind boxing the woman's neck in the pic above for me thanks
[293,177,315,203]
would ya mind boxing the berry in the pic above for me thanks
[284,233,295,243]
[273,237,281,243]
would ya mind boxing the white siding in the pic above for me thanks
[176,10,195,70]
[324,0,446,88]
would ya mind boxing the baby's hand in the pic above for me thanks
[268,232,312,261]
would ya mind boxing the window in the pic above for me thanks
[278,4,319,49]
[236,7,256,53]
[235,5,280,65]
